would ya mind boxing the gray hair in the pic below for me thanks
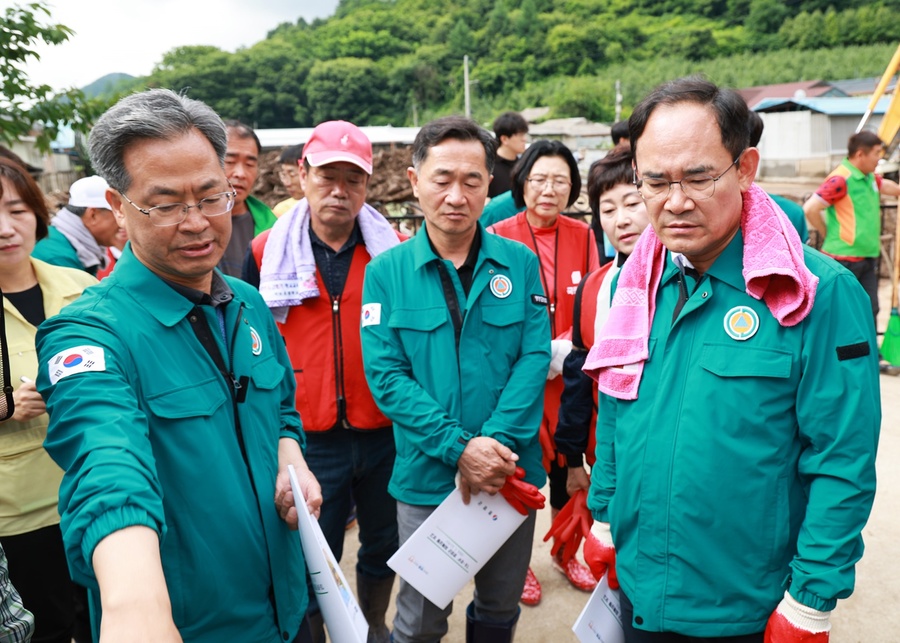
[89,88,228,193]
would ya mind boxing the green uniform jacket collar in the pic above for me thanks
[412,221,513,273]
[661,229,746,293]
[111,244,253,328]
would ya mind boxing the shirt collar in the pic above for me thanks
[309,219,362,254]
[161,270,234,308]
[425,224,482,270]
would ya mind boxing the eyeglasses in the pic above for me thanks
[526,175,572,191]
[633,155,742,202]
[119,189,237,227]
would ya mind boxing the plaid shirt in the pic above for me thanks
[0,546,34,643]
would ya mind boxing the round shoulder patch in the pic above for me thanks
[250,327,263,355]
[490,274,513,299]
[723,306,759,341]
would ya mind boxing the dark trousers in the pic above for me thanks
[837,257,879,325]
[304,427,398,614]
[620,590,764,643]
[1,524,90,643]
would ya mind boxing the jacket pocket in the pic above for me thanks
[481,301,525,327]
[388,306,447,331]
[250,356,286,390]
[699,343,792,379]
[145,376,227,419]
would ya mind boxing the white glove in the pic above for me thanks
[548,339,573,380]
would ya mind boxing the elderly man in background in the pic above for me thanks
[32,175,121,276]
[217,120,277,277]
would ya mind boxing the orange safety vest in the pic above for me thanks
[252,231,391,432]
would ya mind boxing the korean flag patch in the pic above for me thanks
[362,303,382,327]
[48,346,106,385]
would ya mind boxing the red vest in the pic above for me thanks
[252,232,391,432]
[571,265,612,467]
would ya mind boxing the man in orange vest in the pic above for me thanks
[246,121,404,643]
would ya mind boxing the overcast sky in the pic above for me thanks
[1,0,339,92]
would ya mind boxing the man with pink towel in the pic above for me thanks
[582,77,880,643]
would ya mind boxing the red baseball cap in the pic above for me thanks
[302,121,373,175]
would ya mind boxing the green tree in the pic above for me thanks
[0,2,107,151]
[305,58,394,125]
[448,18,474,59]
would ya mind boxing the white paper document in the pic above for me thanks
[572,574,625,643]
[288,465,368,643]
[387,487,527,609]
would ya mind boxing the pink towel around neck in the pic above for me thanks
[583,183,818,400]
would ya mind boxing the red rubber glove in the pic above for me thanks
[764,592,830,643]
[543,489,592,564]
[499,467,546,515]
[583,521,618,589]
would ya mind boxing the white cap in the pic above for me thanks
[68,175,110,209]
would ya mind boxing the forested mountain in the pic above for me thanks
[119,0,899,127]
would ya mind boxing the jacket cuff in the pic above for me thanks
[82,506,162,573]
[788,584,838,613]
[566,453,585,468]
[445,430,474,467]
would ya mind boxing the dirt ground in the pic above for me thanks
[336,275,899,643]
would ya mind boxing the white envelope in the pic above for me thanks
[288,465,369,643]
[572,574,624,643]
[387,487,527,609]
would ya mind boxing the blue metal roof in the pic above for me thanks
[753,96,893,115]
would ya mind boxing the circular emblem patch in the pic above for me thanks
[250,327,263,355]
[490,274,512,299]
[723,306,759,341]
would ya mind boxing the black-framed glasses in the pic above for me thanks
[633,155,742,202]
[119,189,237,227]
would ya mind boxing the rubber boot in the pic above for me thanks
[357,571,395,643]
[307,609,326,643]
[465,602,519,643]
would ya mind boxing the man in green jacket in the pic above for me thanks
[36,88,321,643]
[361,116,550,643]
[217,120,277,278]
[584,78,880,642]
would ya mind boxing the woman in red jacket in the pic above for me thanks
[489,140,599,604]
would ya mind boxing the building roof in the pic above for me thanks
[830,76,897,97]
[256,126,420,150]
[528,117,610,137]
[753,96,893,116]
[738,80,845,108]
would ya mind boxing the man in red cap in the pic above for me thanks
[246,121,404,643]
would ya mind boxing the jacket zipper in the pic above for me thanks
[332,296,349,428]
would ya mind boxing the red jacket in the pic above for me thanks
[489,212,599,469]
[252,231,390,432]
